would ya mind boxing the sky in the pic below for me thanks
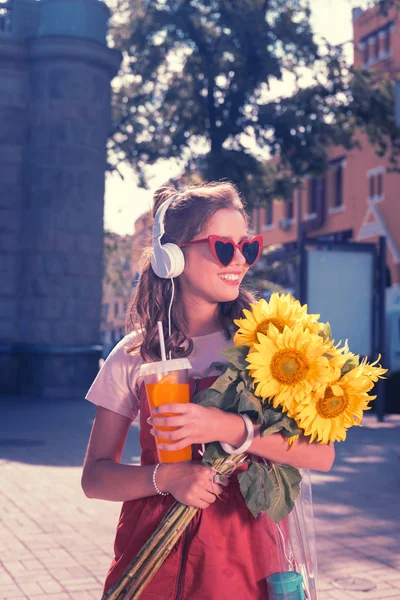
[104,0,370,235]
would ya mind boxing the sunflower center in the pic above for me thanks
[317,388,348,419]
[270,349,309,384]
[257,318,286,336]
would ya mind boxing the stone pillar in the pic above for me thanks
[16,0,121,397]
[0,37,29,392]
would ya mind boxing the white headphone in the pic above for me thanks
[151,195,186,279]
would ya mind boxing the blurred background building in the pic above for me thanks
[252,3,400,286]
[250,3,400,382]
[99,212,152,358]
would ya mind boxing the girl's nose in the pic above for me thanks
[232,247,246,266]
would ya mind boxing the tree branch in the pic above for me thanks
[179,0,221,152]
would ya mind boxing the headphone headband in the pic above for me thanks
[152,194,179,239]
[151,194,185,279]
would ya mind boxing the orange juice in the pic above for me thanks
[146,372,192,463]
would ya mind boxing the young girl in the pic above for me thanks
[82,182,334,600]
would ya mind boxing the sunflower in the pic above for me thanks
[293,353,388,444]
[234,294,320,348]
[246,322,334,415]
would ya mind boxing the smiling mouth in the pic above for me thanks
[218,273,241,283]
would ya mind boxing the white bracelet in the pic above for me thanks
[152,463,169,496]
[221,414,254,456]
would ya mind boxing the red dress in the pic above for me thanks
[103,376,286,600]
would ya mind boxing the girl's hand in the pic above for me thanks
[148,404,224,451]
[157,461,229,509]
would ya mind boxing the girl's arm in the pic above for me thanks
[151,405,335,473]
[81,406,160,501]
[217,411,335,473]
[81,406,227,508]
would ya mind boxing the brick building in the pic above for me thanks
[253,3,400,288]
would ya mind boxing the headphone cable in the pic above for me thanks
[167,277,175,360]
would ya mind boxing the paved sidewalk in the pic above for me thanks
[0,397,399,600]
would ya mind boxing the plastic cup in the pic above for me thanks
[140,358,192,464]
[266,572,305,600]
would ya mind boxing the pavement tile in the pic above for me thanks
[1,400,399,600]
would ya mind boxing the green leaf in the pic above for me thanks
[238,368,254,391]
[201,442,229,466]
[193,381,239,413]
[209,361,226,372]
[261,406,301,438]
[219,346,250,371]
[192,388,222,408]
[237,389,264,424]
[237,462,271,518]
[210,366,239,394]
[340,356,360,377]
[264,464,302,522]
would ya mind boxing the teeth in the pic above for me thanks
[219,274,240,281]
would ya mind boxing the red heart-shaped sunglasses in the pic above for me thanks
[180,235,263,267]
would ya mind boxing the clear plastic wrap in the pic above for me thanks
[264,467,318,599]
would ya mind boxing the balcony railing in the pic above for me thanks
[0,1,12,34]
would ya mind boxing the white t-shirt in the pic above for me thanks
[85,329,234,421]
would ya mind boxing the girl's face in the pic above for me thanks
[180,208,250,304]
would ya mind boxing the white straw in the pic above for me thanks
[157,321,167,362]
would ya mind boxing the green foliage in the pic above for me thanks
[219,345,249,371]
[108,0,400,208]
[202,441,230,464]
[237,461,301,520]
[238,462,272,518]
[193,345,302,521]
[262,463,302,521]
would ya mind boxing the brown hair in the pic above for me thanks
[126,181,257,361]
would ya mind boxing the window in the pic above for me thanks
[286,191,294,220]
[363,41,369,65]
[369,174,375,198]
[377,172,383,196]
[308,177,326,216]
[330,159,344,208]
[266,201,273,227]
[361,23,394,66]
[102,303,109,320]
[334,164,343,207]
[373,35,379,60]
[308,178,319,214]
[114,302,119,317]
[384,26,391,54]
[368,167,384,203]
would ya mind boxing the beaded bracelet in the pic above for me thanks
[153,462,169,496]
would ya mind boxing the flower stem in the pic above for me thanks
[103,454,246,600]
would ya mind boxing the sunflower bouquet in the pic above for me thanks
[104,293,387,600]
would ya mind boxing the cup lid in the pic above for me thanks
[139,358,192,378]
[266,571,303,594]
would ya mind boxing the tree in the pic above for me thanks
[108,0,400,208]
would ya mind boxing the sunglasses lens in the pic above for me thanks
[215,240,235,266]
[242,240,260,265]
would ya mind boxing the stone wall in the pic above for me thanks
[0,0,121,397]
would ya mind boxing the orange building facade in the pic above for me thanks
[253,3,400,286]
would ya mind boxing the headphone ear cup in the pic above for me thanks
[151,243,185,278]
